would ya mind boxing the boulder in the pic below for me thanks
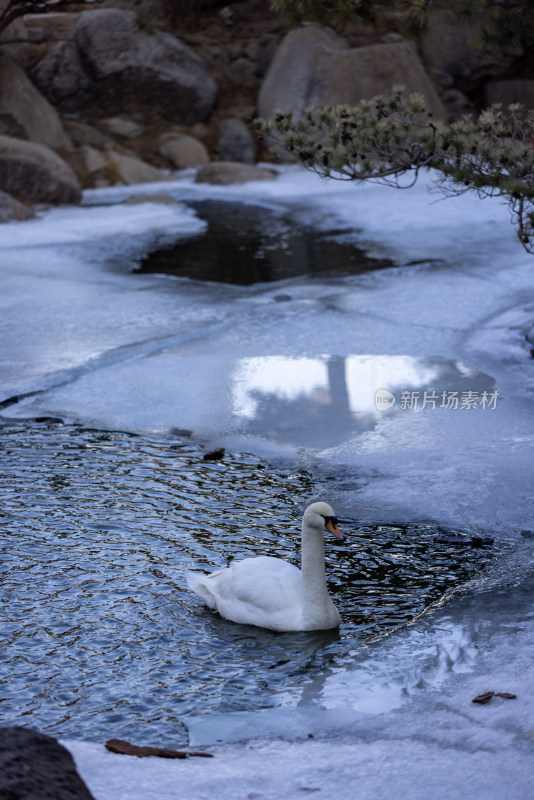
[257,32,279,79]
[0,134,82,204]
[258,25,446,121]
[100,116,145,139]
[22,11,80,40]
[104,151,171,185]
[0,726,95,800]
[0,190,35,222]
[0,59,72,149]
[159,132,210,168]
[12,12,81,70]
[195,161,278,185]
[420,9,511,93]
[0,17,32,69]
[228,56,258,88]
[63,119,112,148]
[442,88,475,120]
[484,80,534,110]
[217,118,257,163]
[32,8,217,125]
[81,145,107,174]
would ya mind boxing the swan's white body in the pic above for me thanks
[186,502,344,632]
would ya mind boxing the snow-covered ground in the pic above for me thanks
[1,166,533,798]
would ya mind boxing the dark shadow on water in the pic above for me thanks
[134,199,394,285]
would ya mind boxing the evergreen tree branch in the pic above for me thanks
[256,89,534,252]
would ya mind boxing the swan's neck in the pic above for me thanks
[299,523,340,629]
[301,530,330,605]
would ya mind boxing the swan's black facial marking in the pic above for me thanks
[322,515,338,526]
[322,515,347,542]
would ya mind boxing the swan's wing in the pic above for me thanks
[188,556,304,631]
[223,556,303,608]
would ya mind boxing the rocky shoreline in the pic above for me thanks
[0,0,532,220]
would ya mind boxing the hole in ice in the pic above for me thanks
[134,199,394,285]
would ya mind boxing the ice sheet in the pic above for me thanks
[67,731,534,800]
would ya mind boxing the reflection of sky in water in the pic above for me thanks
[231,355,494,448]
[322,617,478,715]
[233,357,329,419]
[234,355,440,418]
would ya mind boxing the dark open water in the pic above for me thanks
[135,199,394,285]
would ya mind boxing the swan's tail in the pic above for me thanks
[185,570,218,609]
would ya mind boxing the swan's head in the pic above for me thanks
[303,502,346,541]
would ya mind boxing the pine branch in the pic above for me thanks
[256,89,534,253]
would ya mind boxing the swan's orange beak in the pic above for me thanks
[325,517,346,541]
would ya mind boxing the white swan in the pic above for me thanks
[185,502,345,632]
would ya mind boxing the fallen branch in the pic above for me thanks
[105,738,213,759]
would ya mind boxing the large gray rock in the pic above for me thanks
[159,132,210,168]
[0,17,32,69]
[104,150,171,185]
[0,59,72,149]
[0,135,81,205]
[0,190,35,222]
[441,88,476,121]
[32,8,217,125]
[0,726,95,799]
[63,119,112,148]
[258,26,446,121]
[195,161,278,185]
[82,147,106,174]
[22,11,80,41]
[484,80,534,110]
[421,9,511,93]
[217,118,257,164]
[100,116,145,139]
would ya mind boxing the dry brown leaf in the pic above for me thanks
[472,691,495,704]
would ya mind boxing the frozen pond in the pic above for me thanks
[0,166,533,798]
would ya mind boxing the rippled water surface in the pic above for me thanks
[0,419,491,745]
